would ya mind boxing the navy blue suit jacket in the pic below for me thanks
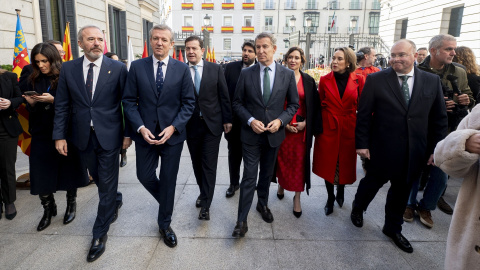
[122,56,195,145]
[53,56,128,151]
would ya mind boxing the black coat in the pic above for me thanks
[0,71,23,137]
[355,67,447,181]
[467,73,480,103]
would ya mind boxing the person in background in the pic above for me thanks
[416,47,428,65]
[355,47,379,78]
[453,46,480,104]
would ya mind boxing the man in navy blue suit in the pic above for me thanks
[122,24,195,248]
[53,25,129,262]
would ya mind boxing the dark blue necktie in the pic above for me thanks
[156,61,164,94]
[85,63,94,101]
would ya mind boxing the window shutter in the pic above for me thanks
[39,0,53,41]
[64,0,78,58]
[119,11,127,59]
[108,5,115,53]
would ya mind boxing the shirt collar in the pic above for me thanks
[259,61,276,72]
[188,59,203,68]
[83,55,103,68]
[152,55,169,66]
[396,67,415,78]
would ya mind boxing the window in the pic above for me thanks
[329,0,339,10]
[306,0,317,9]
[245,0,253,2]
[372,0,380,10]
[400,19,408,39]
[224,16,232,26]
[143,19,153,56]
[244,16,252,27]
[184,0,193,2]
[394,18,408,41]
[304,12,319,33]
[204,0,213,2]
[285,0,296,9]
[184,16,193,26]
[264,0,274,9]
[224,0,233,3]
[108,5,127,59]
[224,38,231,50]
[448,6,464,37]
[369,12,380,35]
[349,0,361,10]
[265,16,273,31]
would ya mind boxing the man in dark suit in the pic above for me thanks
[53,25,129,262]
[184,35,232,220]
[122,24,195,248]
[231,33,299,237]
[350,39,447,253]
[224,41,256,198]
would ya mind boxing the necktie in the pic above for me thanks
[263,67,271,104]
[85,63,94,101]
[156,61,164,94]
[193,65,201,94]
[399,75,410,105]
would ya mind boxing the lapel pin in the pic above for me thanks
[108,71,111,74]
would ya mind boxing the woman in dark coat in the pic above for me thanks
[453,46,480,104]
[276,47,320,217]
[0,69,24,220]
[22,42,88,231]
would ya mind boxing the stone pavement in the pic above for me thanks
[1,137,458,269]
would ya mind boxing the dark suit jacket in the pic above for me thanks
[123,56,195,145]
[224,60,243,103]
[233,62,299,148]
[355,67,447,180]
[188,61,232,136]
[53,56,128,151]
[0,72,23,137]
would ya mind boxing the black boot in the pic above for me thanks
[37,194,57,231]
[64,189,77,224]
[336,185,345,207]
[324,181,335,216]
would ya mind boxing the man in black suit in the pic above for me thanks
[231,33,299,237]
[53,25,130,262]
[224,41,256,198]
[184,35,232,220]
[122,24,195,248]
[350,39,447,253]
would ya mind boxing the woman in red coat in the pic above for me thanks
[312,47,365,215]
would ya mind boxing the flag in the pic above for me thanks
[13,12,31,156]
[172,47,176,59]
[62,22,73,61]
[103,31,109,54]
[142,40,148,58]
[212,47,216,63]
[178,48,184,62]
[206,46,211,62]
[330,11,336,28]
[127,36,134,71]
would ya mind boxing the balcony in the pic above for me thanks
[326,26,338,34]
[202,3,214,9]
[284,2,296,9]
[182,26,194,32]
[283,26,296,33]
[221,26,234,33]
[305,2,318,10]
[201,26,214,32]
[181,3,193,10]
[328,1,340,10]
[243,2,255,9]
[349,2,362,10]
[372,1,381,10]
[263,1,275,9]
[242,26,255,33]
[222,3,234,9]
[263,26,275,33]
[347,27,361,34]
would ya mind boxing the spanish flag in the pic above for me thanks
[62,22,73,61]
[13,12,31,156]
[206,46,211,62]
[212,47,216,63]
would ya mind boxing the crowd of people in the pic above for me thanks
[0,23,479,268]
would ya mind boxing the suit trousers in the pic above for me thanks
[0,135,18,205]
[353,170,414,234]
[186,118,221,209]
[80,129,120,239]
[237,134,279,222]
[135,141,183,230]
[225,121,243,187]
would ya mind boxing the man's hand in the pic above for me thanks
[293,120,306,131]
[158,125,175,145]
[223,123,232,134]
[356,149,370,160]
[427,154,435,166]
[0,98,11,109]
[139,127,160,145]
[465,133,480,154]
[455,93,470,106]
[55,139,68,156]
[251,119,266,134]
[444,97,455,112]
[122,137,132,149]
[266,119,282,133]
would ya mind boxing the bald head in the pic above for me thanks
[390,39,418,74]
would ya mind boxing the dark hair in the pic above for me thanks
[185,35,204,49]
[241,40,256,54]
[283,47,306,68]
[417,47,427,52]
[46,40,62,46]
[105,52,118,59]
[334,47,357,73]
[357,47,374,61]
[29,42,63,90]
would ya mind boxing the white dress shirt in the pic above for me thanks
[188,60,204,86]
[152,55,169,81]
[248,61,277,126]
[396,67,415,97]
[83,56,103,99]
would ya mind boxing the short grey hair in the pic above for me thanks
[149,24,174,42]
[255,32,276,47]
[429,34,456,51]
[78,25,102,42]
[393,39,417,54]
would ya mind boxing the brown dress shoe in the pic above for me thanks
[403,206,415,222]
[417,208,434,228]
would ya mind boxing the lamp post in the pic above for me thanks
[289,15,296,32]
[305,16,312,69]
[349,17,358,49]
[203,14,211,59]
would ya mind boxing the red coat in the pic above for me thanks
[312,71,365,184]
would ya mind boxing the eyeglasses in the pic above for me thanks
[390,53,411,59]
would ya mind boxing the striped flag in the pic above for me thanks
[331,11,336,28]
[212,47,216,63]
[62,22,73,61]
[172,47,176,59]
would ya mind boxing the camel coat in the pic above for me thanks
[434,104,480,270]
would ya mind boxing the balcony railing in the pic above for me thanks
[328,1,340,9]
[326,26,338,34]
[304,26,318,34]
[283,26,296,33]
[372,1,381,10]
[305,1,318,10]
[347,27,361,34]
[284,2,296,9]
[349,2,362,10]
[263,26,275,32]
[263,1,275,9]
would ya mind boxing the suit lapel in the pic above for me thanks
[269,63,284,105]
[408,66,423,109]
[199,61,209,95]
[250,64,263,102]
[144,56,158,98]
[386,68,408,111]
[324,72,342,106]
[161,57,176,99]
[91,56,112,105]
[72,56,90,103]
[342,72,359,103]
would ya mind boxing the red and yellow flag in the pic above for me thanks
[62,22,73,61]
[178,48,184,63]
[206,46,211,62]
[13,12,31,156]
[212,47,216,63]
[172,47,176,59]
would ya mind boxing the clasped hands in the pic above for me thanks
[286,121,306,133]
[140,125,175,145]
[251,119,281,134]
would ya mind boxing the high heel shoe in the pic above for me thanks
[336,185,345,208]
[277,192,284,200]
[293,196,302,218]
[324,198,335,216]
[37,194,57,231]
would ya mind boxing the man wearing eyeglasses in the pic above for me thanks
[350,39,447,253]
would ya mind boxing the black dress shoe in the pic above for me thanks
[277,193,284,200]
[87,235,108,262]
[195,195,202,208]
[232,221,248,238]
[293,197,302,218]
[5,203,17,220]
[111,201,123,224]
[350,201,363,227]
[159,226,177,248]
[226,185,239,198]
[382,228,413,253]
[256,203,274,223]
[324,198,334,216]
[198,207,210,220]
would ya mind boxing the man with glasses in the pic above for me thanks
[351,39,447,253]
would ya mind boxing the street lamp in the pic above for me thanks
[283,38,290,49]
[289,15,296,31]
[349,17,358,49]
[203,14,211,59]
[305,16,313,69]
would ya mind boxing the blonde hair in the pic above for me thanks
[454,46,480,75]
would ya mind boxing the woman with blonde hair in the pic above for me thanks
[453,46,480,103]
